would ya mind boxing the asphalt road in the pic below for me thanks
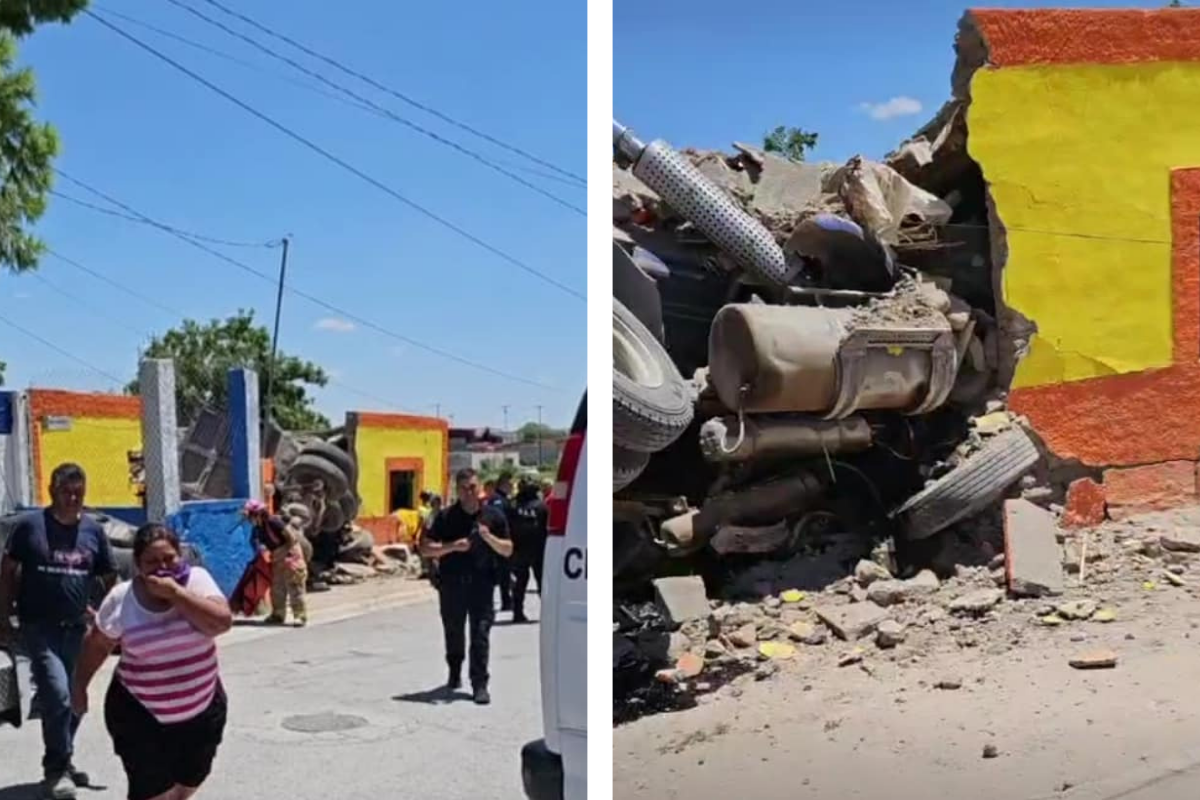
[0,596,541,800]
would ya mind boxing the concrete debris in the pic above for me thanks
[1004,499,1065,598]
[949,589,1004,615]
[854,560,892,586]
[610,118,1200,721]
[1056,599,1098,621]
[1160,529,1200,553]
[816,603,891,641]
[729,623,758,649]
[653,576,712,626]
[875,620,908,649]
[833,156,953,245]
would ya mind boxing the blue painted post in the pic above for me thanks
[139,359,182,521]
[228,368,261,501]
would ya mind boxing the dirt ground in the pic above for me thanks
[614,506,1200,800]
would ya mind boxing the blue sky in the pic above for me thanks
[1,0,584,429]
[615,0,1168,164]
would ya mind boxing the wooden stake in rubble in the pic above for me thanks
[1079,531,1089,585]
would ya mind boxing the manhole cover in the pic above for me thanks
[282,713,368,733]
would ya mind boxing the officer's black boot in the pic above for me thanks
[446,664,463,692]
[472,684,491,705]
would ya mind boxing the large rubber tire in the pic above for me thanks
[320,502,346,534]
[287,454,350,498]
[301,441,358,484]
[613,446,650,493]
[613,297,693,453]
[897,426,1040,540]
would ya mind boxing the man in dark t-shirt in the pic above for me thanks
[420,467,512,705]
[0,463,116,800]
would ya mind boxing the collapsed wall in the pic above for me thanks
[895,7,1200,520]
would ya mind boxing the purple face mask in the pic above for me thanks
[153,561,191,586]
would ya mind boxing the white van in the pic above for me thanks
[521,394,586,800]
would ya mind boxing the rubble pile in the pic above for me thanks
[614,504,1200,722]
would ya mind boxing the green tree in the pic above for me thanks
[1169,0,1183,7]
[127,309,331,430]
[0,0,88,274]
[517,421,563,443]
[762,125,819,162]
[0,359,6,385]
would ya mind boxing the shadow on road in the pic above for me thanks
[392,687,473,705]
[232,619,292,629]
[0,784,38,800]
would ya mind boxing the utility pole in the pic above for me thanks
[501,405,510,435]
[264,235,290,435]
[434,402,442,419]
[535,404,544,468]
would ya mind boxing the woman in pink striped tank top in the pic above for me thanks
[71,524,232,800]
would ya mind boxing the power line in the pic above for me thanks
[0,313,127,386]
[47,249,184,318]
[54,169,562,392]
[92,6,585,192]
[86,10,586,302]
[23,270,148,338]
[93,5,387,115]
[28,252,409,413]
[159,0,584,216]
[50,190,281,249]
[197,0,586,187]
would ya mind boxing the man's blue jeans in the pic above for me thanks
[22,622,84,777]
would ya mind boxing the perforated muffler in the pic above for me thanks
[613,120,789,295]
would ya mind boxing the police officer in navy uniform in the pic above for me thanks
[485,471,515,613]
[420,468,513,705]
[509,476,548,623]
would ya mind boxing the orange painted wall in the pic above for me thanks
[967,9,1200,469]
[28,389,143,506]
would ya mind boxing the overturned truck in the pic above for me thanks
[611,74,1047,592]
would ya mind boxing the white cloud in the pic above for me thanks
[858,96,923,121]
[390,345,407,357]
[314,317,355,333]
[13,291,29,299]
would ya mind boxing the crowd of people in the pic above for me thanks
[0,462,550,798]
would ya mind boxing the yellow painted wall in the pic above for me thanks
[968,61,1200,388]
[37,416,142,507]
[354,424,447,518]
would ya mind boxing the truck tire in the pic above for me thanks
[287,454,349,498]
[301,441,358,484]
[613,297,693,453]
[320,502,346,534]
[613,446,650,493]
[897,426,1040,540]
[338,493,360,524]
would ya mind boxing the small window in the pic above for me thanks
[388,470,416,512]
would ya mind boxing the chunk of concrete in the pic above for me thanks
[1004,499,1065,598]
[653,576,711,626]
[815,602,890,641]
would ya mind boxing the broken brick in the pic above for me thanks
[1103,461,1198,520]
[1061,477,1106,528]
[1004,499,1064,598]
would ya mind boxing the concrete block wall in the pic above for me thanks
[964,9,1200,520]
